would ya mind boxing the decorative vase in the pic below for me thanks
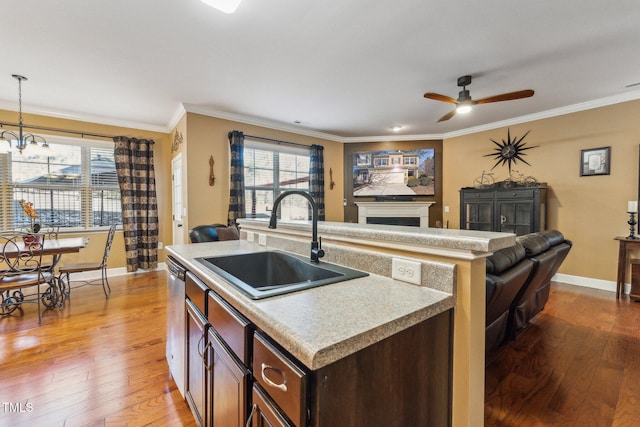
[23,234,41,246]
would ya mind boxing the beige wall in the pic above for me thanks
[442,99,640,281]
[0,108,172,266]
[174,112,344,240]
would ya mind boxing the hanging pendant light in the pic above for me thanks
[200,0,242,14]
[0,74,48,154]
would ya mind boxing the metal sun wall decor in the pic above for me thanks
[484,129,538,174]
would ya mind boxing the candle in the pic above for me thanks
[628,201,638,213]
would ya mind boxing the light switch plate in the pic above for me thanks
[246,231,255,242]
[258,233,267,246]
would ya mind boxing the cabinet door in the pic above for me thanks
[497,200,534,235]
[186,299,208,427]
[463,200,494,231]
[249,384,293,427]
[208,329,249,427]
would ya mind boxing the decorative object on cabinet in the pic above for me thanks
[209,155,216,186]
[627,200,638,239]
[460,184,547,236]
[484,129,538,174]
[580,146,610,176]
[473,171,495,189]
[352,148,435,197]
[171,131,183,153]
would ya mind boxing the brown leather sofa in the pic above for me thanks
[485,230,572,354]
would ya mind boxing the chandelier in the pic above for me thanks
[0,74,48,154]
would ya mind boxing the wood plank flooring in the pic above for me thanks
[0,272,196,427]
[485,282,640,426]
[2,273,639,426]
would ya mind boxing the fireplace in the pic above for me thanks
[355,202,434,228]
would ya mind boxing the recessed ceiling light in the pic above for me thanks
[391,125,402,131]
[200,0,242,14]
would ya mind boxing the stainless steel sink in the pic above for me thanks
[195,251,368,299]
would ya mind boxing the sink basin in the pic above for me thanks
[195,251,368,299]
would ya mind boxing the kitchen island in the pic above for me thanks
[167,220,515,426]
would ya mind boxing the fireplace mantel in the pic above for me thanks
[355,201,434,227]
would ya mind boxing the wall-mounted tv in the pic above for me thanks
[353,148,435,197]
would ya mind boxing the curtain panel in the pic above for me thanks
[227,131,246,226]
[113,136,159,272]
[309,144,325,221]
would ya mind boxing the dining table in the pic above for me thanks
[11,236,90,307]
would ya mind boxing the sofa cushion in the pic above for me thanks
[540,230,565,246]
[516,234,550,257]
[486,243,526,274]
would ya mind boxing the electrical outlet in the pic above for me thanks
[158,242,163,249]
[246,231,255,242]
[258,233,267,246]
[444,206,450,213]
[392,258,422,285]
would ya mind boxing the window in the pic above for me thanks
[243,140,310,221]
[0,136,122,231]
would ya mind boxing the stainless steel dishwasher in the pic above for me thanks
[166,256,186,397]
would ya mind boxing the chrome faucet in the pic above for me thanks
[269,190,325,263]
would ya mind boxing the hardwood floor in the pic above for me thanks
[485,282,640,426]
[2,273,638,426]
[0,271,196,427]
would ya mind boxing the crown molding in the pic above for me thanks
[0,100,169,134]
[181,103,344,142]
[3,90,640,143]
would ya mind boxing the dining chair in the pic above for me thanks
[58,224,117,299]
[0,232,57,324]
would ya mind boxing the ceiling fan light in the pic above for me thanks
[200,0,242,13]
[456,104,472,114]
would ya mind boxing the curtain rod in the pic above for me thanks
[244,134,311,149]
[0,120,116,140]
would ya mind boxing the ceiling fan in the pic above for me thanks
[424,75,534,122]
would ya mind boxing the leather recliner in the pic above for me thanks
[188,224,227,243]
[485,243,535,353]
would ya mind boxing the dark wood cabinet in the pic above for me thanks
[183,271,453,427]
[186,299,208,426]
[250,385,293,427]
[460,185,547,235]
[208,330,249,427]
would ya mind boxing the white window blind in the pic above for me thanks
[0,137,122,231]
[244,140,311,221]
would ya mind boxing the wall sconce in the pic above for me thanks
[209,156,216,186]
[329,168,336,190]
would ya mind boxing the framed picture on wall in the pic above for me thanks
[580,146,610,176]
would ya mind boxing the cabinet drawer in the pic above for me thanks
[497,189,535,199]
[207,290,252,365]
[253,333,307,427]
[463,193,494,200]
[186,272,208,315]
[251,384,293,427]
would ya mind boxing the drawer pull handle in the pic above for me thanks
[261,363,288,392]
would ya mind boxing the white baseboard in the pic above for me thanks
[552,273,630,295]
[64,262,167,282]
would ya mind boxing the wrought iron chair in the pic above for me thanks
[58,224,117,299]
[0,232,59,324]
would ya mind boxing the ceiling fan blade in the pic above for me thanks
[424,92,458,104]
[437,109,457,122]
[474,90,534,104]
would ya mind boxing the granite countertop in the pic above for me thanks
[166,240,455,370]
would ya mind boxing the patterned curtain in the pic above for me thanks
[309,144,325,221]
[113,136,158,272]
[227,131,246,226]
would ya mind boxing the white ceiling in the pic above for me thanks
[2,0,640,140]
